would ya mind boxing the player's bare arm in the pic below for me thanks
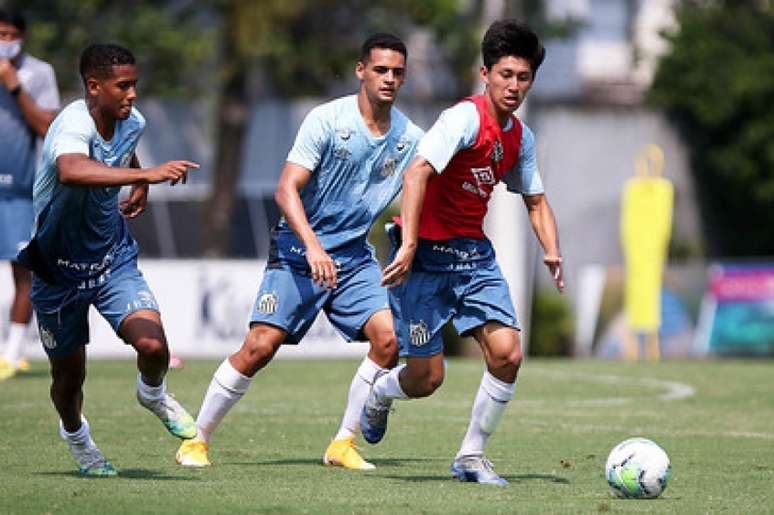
[382,156,436,287]
[523,193,564,292]
[275,161,337,289]
[57,153,198,188]
[0,59,55,137]
[119,153,149,219]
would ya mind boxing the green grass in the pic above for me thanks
[1,358,773,514]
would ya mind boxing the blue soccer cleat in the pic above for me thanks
[360,389,393,445]
[451,455,509,486]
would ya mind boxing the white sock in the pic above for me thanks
[137,374,166,403]
[59,415,91,445]
[456,370,516,459]
[334,357,385,440]
[373,364,409,402]
[3,322,28,365]
[195,359,251,442]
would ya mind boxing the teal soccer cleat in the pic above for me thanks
[137,392,197,440]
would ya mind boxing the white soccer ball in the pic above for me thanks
[605,437,672,499]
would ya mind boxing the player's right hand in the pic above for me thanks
[381,245,415,287]
[143,160,199,185]
[306,245,337,289]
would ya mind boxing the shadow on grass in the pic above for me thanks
[229,457,445,467]
[381,473,570,484]
[12,369,49,379]
[35,468,198,481]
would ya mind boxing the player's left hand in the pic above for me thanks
[544,254,565,293]
[120,183,149,219]
[381,245,416,287]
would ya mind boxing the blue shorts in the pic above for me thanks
[0,197,33,261]
[33,259,160,358]
[250,258,389,344]
[389,235,519,358]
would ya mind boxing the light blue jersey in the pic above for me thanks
[270,94,423,269]
[18,100,145,292]
[0,53,60,199]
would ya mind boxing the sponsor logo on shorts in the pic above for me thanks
[258,292,278,314]
[40,326,57,350]
[409,320,430,347]
[0,174,13,185]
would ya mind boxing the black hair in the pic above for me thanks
[360,33,407,63]
[482,19,545,74]
[79,43,135,84]
[0,8,26,33]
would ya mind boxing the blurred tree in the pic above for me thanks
[8,0,215,97]
[649,0,774,257]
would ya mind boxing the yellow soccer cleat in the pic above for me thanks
[323,437,375,471]
[0,358,16,381]
[176,439,211,467]
[16,357,31,372]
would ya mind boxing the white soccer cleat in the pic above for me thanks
[60,420,117,477]
[137,391,197,440]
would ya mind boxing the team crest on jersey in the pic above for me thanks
[396,137,409,152]
[257,292,278,314]
[337,128,353,141]
[334,146,351,160]
[380,157,397,177]
[409,320,430,347]
[490,140,504,163]
[40,326,57,350]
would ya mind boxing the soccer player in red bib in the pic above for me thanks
[361,19,564,485]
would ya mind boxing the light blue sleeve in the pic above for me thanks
[502,123,544,195]
[286,104,329,172]
[50,107,94,159]
[416,101,479,174]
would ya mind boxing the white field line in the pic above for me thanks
[519,368,697,407]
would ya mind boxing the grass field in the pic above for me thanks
[1,357,773,514]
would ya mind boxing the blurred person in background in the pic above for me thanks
[0,7,59,380]
[175,33,424,472]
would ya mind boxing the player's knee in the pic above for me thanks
[134,335,168,362]
[241,331,280,367]
[51,364,85,392]
[370,330,398,367]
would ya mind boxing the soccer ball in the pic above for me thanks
[605,437,672,499]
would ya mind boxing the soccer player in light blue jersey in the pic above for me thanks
[176,33,424,471]
[17,44,200,477]
[0,8,59,380]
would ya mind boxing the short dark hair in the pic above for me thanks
[482,19,545,74]
[360,33,407,63]
[79,44,135,84]
[0,8,26,33]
